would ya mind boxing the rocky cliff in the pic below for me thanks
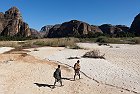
[30,28,43,38]
[40,25,53,32]
[46,20,130,38]
[130,13,140,36]
[47,20,102,38]
[40,25,53,37]
[0,7,31,37]
[99,24,129,35]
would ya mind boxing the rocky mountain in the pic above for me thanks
[46,20,130,38]
[99,24,129,35]
[116,25,129,32]
[130,13,140,36]
[40,25,53,32]
[30,28,43,39]
[47,20,102,38]
[40,25,53,37]
[91,25,102,33]
[0,7,31,37]
[2,6,137,38]
[47,24,61,38]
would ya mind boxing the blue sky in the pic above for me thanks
[1,0,140,30]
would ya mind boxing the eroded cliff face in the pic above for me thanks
[99,24,129,35]
[0,7,31,37]
[47,20,102,38]
[46,20,130,38]
[130,13,140,36]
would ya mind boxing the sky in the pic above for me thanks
[0,0,140,30]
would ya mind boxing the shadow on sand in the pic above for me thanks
[34,83,54,88]
[62,77,75,81]
[34,78,74,89]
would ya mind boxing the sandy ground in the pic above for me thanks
[0,43,140,94]
[0,50,130,94]
[26,43,140,94]
[0,47,13,54]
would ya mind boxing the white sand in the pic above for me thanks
[0,44,140,94]
[26,43,140,93]
[0,53,130,94]
[0,47,13,54]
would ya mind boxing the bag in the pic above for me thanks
[53,71,56,78]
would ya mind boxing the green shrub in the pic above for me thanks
[96,36,108,43]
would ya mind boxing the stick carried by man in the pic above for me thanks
[74,60,81,80]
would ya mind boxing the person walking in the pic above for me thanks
[53,65,63,88]
[74,60,81,80]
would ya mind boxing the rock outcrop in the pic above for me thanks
[99,24,129,35]
[116,25,129,32]
[40,25,53,32]
[40,25,53,37]
[46,20,130,38]
[47,20,102,38]
[0,7,31,37]
[47,24,61,37]
[30,28,42,38]
[130,13,140,36]
[58,20,91,36]
[91,25,102,33]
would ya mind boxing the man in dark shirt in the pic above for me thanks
[53,65,63,87]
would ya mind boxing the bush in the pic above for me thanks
[96,36,108,43]
[82,49,105,59]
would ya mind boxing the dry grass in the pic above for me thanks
[0,38,81,49]
[0,41,20,47]
[32,38,81,49]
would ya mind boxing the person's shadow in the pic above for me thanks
[34,78,74,89]
[62,77,75,81]
[34,83,54,88]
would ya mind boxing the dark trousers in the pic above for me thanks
[54,78,62,86]
[74,69,80,80]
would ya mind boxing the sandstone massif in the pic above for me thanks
[0,7,31,37]
[30,28,43,39]
[40,25,54,37]
[46,20,130,38]
[130,13,140,36]
[47,20,103,38]
[0,7,140,38]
